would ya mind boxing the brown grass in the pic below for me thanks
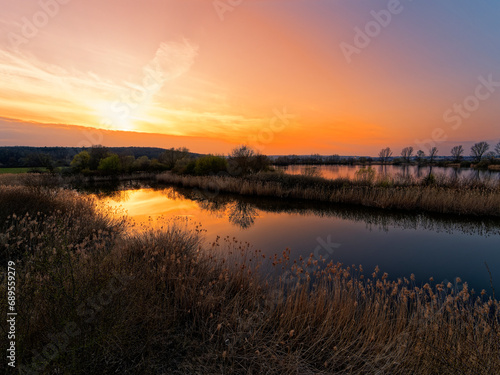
[156,171,500,217]
[0,186,499,374]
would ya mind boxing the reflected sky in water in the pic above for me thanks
[98,186,500,293]
[280,164,500,182]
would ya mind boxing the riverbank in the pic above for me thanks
[2,169,500,217]
[156,171,500,217]
[0,185,498,374]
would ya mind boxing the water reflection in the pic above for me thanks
[227,201,259,229]
[281,164,499,182]
[85,183,500,293]
[157,185,499,236]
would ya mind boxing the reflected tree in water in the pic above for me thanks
[227,201,259,229]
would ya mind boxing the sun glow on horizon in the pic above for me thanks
[0,1,499,154]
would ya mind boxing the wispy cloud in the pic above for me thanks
[0,38,277,142]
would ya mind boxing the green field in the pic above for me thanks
[0,167,46,174]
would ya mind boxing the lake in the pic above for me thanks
[93,182,500,294]
[278,164,500,182]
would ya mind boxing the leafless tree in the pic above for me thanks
[495,141,500,157]
[428,147,438,164]
[400,146,414,163]
[470,141,490,162]
[378,147,392,164]
[450,145,464,163]
[416,150,425,164]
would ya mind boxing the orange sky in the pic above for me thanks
[1,0,499,155]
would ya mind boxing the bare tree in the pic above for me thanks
[400,146,414,163]
[450,145,464,163]
[470,141,490,162]
[378,147,392,164]
[428,147,438,164]
[416,150,425,164]
[495,141,500,157]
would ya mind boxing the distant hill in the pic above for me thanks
[0,146,202,168]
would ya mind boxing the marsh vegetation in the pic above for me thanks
[1,183,499,374]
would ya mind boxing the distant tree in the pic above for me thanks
[172,156,196,174]
[227,145,255,175]
[470,141,490,162]
[98,154,122,174]
[450,145,464,163]
[400,147,414,163]
[378,147,392,164]
[120,155,135,173]
[416,150,425,164]
[495,141,500,157]
[428,147,438,164]
[159,147,189,169]
[133,156,151,171]
[25,152,54,171]
[38,153,55,172]
[89,145,110,170]
[71,151,91,172]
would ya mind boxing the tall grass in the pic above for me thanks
[156,171,500,217]
[0,186,499,374]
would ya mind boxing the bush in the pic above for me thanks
[172,157,196,174]
[354,167,376,184]
[194,155,228,175]
[98,154,122,175]
[460,160,472,168]
[475,159,491,169]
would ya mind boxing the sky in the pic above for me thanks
[0,0,499,156]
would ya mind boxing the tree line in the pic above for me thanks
[69,145,271,176]
[378,141,500,166]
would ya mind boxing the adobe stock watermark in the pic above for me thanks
[213,0,244,21]
[340,0,413,64]
[415,74,500,151]
[247,107,294,154]
[17,272,134,375]
[7,0,72,51]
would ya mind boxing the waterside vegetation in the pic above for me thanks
[0,185,499,374]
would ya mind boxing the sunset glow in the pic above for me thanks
[1,0,499,155]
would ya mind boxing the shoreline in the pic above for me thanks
[155,171,500,218]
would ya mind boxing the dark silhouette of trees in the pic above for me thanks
[227,145,270,175]
[428,147,438,164]
[89,145,110,170]
[378,147,392,164]
[470,141,489,162]
[416,150,425,164]
[450,145,464,163]
[400,147,414,163]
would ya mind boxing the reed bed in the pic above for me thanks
[156,171,500,217]
[0,186,499,374]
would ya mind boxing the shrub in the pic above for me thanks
[194,155,228,175]
[354,167,376,184]
[98,154,122,175]
[172,156,196,174]
[475,159,491,169]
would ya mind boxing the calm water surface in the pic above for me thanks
[93,183,500,294]
[279,164,500,181]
